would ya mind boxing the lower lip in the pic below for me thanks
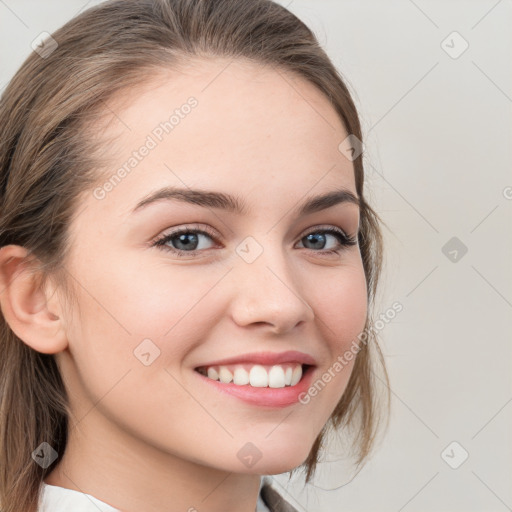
[193,365,315,408]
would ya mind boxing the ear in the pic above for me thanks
[0,244,68,354]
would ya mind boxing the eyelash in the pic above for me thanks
[151,224,358,258]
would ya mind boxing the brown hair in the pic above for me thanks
[0,0,390,510]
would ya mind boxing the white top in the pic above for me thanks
[37,476,282,512]
[38,483,120,511]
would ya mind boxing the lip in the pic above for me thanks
[194,363,316,408]
[194,350,317,369]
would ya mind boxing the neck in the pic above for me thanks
[44,409,262,512]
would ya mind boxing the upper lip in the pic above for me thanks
[195,350,317,369]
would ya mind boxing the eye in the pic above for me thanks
[151,224,358,258]
[151,225,217,257]
[297,226,358,255]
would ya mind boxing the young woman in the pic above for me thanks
[0,1,390,511]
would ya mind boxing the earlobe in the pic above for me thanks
[0,244,68,354]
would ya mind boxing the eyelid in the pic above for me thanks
[302,224,355,239]
[150,222,358,256]
[151,223,218,246]
[152,222,356,243]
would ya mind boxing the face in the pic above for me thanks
[56,57,367,477]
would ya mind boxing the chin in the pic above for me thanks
[253,456,308,476]
[258,447,311,475]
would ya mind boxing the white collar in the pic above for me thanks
[38,476,279,512]
[38,482,119,511]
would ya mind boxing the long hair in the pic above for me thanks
[0,1,390,510]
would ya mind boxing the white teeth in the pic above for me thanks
[284,367,293,386]
[199,363,305,388]
[207,367,219,381]
[218,367,233,384]
[233,367,250,385]
[290,365,302,386]
[249,365,268,387]
[268,365,285,388]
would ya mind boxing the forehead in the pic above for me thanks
[84,57,356,219]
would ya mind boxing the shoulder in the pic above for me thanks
[38,482,120,512]
[258,476,300,512]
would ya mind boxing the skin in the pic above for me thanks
[0,58,367,512]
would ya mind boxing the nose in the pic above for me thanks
[229,243,314,334]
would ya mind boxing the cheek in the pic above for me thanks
[292,265,367,432]
[309,264,368,351]
[75,248,220,336]
[65,254,231,403]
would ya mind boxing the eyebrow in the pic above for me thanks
[131,186,360,217]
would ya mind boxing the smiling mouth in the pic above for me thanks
[194,363,311,388]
